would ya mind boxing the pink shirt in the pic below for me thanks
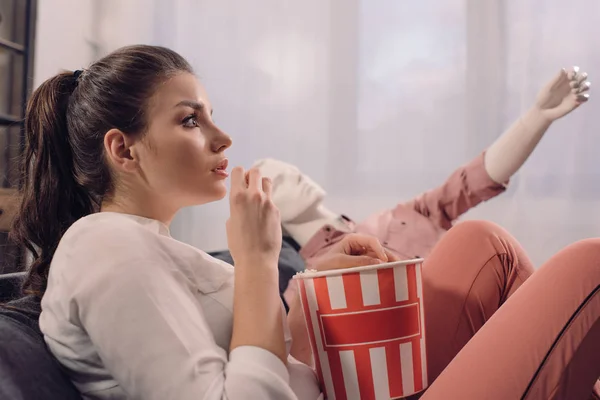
[300,152,507,263]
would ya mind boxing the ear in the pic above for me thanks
[104,129,139,173]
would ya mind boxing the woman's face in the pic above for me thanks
[134,72,232,208]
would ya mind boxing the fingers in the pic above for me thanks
[344,255,385,267]
[231,167,270,194]
[247,168,262,193]
[312,246,406,272]
[577,93,590,103]
[230,167,270,211]
[342,234,388,262]
[576,81,591,95]
[556,68,569,85]
[367,237,388,261]
[576,72,589,87]
[575,81,591,104]
[564,65,591,103]
[262,177,273,198]
[568,66,589,88]
[570,73,589,89]
[568,65,580,81]
[230,167,246,192]
[384,248,401,262]
[323,254,385,271]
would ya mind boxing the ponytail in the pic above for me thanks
[11,72,96,298]
[11,45,194,299]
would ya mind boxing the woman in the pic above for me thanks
[12,45,599,399]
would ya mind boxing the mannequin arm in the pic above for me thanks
[404,67,590,229]
[484,67,590,184]
[406,153,504,230]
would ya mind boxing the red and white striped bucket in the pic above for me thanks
[293,259,427,400]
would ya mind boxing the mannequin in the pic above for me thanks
[255,67,591,248]
[254,68,598,397]
[251,160,352,245]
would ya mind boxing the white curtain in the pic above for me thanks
[37,0,600,266]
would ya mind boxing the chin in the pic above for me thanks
[214,188,228,201]
[187,183,228,206]
[206,183,228,203]
[215,181,228,198]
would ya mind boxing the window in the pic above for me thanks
[0,0,37,273]
[355,0,467,194]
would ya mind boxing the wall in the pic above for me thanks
[33,0,95,87]
[31,0,600,266]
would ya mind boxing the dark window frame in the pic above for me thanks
[0,0,37,273]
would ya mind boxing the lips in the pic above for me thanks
[212,159,228,172]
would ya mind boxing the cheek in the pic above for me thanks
[143,135,205,181]
[168,136,210,178]
[166,132,206,161]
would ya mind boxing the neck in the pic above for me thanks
[101,188,177,226]
[283,204,349,247]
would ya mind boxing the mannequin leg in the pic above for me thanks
[421,235,600,399]
[421,220,535,383]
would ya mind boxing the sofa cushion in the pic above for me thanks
[0,272,26,302]
[0,296,82,399]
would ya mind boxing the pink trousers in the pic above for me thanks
[416,220,600,400]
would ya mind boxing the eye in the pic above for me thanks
[182,114,199,128]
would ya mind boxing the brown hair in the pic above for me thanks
[10,45,193,298]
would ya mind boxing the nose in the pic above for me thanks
[211,128,233,153]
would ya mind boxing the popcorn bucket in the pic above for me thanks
[293,259,427,399]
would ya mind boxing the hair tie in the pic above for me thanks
[73,69,84,82]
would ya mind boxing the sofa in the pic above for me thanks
[0,272,83,399]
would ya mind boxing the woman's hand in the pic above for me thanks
[226,167,282,270]
[227,166,287,363]
[288,234,400,365]
[311,233,399,272]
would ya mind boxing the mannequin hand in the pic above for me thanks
[311,234,399,272]
[534,66,590,121]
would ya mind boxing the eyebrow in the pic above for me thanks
[174,100,213,115]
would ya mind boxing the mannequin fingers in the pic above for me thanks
[569,68,588,86]
[575,81,591,94]
[570,73,588,89]
[548,68,569,91]
[576,71,589,86]
[576,93,590,103]
[568,66,580,81]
